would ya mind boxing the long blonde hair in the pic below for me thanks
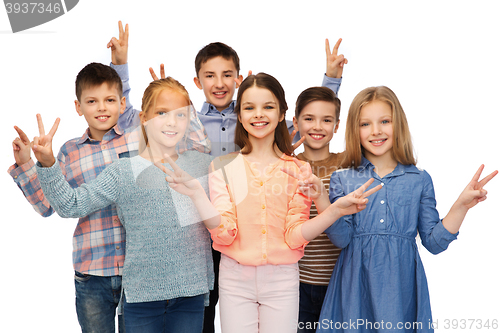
[341,86,416,168]
[139,78,191,153]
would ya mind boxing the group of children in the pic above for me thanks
[9,21,497,333]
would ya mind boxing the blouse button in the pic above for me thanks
[261,229,267,234]
[262,204,266,209]
[380,200,385,204]
[102,145,107,150]
[260,181,264,186]
[381,183,384,186]
[116,246,120,250]
[380,219,384,223]
[262,254,267,259]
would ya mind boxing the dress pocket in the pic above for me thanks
[392,183,412,206]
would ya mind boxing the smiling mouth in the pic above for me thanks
[251,122,269,128]
[213,91,227,98]
[370,138,387,146]
[96,116,110,122]
[162,131,178,136]
[309,133,325,140]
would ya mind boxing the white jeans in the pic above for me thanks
[218,254,299,333]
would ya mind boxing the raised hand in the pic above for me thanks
[289,128,305,153]
[325,38,348,79]
[32,114,60,167]
[333,178,382,216]
[154,153,203,197]
[456,165,497,209]
[281,158,323,199]
[12,125,32,166]
[149,64,166,81]
[107,21,129,65]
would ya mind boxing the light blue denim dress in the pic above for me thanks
[317,157,458,333]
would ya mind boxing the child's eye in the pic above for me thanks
[224,74,233,78]
[264,106,274,110]
[87,100,95,104]
[206,75,214,78]
[244,106,254,111]
[107,99,116,103]
[324,119,332,123]
[303,117,312,121]
[382,119,391,124]
[360,123,369,127]
[177,112,187,118]
[157,111,166,116]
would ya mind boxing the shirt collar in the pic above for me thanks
[358,155,420,175]
[77,123,123,144]
[200,100,236,115]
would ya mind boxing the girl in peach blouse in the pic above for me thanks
[158,73,380,333]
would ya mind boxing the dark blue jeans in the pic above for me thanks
[297,282,329,333]
[74,271,124,333]
[123,294,205,333]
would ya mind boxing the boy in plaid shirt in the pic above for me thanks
[8,23,135,333]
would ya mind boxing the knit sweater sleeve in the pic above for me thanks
[36,160,121,219]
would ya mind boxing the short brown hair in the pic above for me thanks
[295,86,341,121]
[194,42,240,77]
[75,63,123,102]
[234,73,292,156]
[341,86,416,168]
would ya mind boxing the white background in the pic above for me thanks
[1,1,499,332]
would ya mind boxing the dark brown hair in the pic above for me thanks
[295,86,341,121]
[194,42,240,77]
[75,62,123,102]
[234,73,292,156]
[341,86,416,168]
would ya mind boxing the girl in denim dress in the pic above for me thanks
[315,86,497,332]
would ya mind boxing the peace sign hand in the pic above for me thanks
[149,63,166,81]
[326,38,348,79]
[32,114,60,167]
[333,178,382,216]
[12,125,32,166]
[457,165,497,209]
[154,153,204,197]
[107,21,129,65]
[281,158,323,199]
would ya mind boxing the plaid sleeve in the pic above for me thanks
[8,159,55,217]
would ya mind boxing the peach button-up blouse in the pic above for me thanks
[208,152,312,266]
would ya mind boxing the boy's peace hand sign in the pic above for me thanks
[155,153,203,197]
[326,38,348,79]
[32,114,60,167]
[12,126,32,166]
[457,165,497,209]
[281,158,323,199]
[149,64,166,81]
[334,178,382,216]
[107,21,129,65]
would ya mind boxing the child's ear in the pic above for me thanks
[193,77,203,90]
[120,96,126,114]
[235,74,243,88]
[293,116,299,131]
[334,119,340,133]
[74,100,83,116]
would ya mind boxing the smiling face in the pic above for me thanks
[294,100,339,160]
[238,86,284,145]
[194,56,242,112]
[141,89,190,159]
[359,100,394,162]
[75,82,126,141]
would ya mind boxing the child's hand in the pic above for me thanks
[325,38,348,79]
[149,64,166,81]
[31,114,60,167]
[12,125,32,166]
[281,158,323,199]
[155,153,203,197]
[289,128,305,152]
[333,178,382,216]
[456,165,497,209]
[107,21,129,65]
